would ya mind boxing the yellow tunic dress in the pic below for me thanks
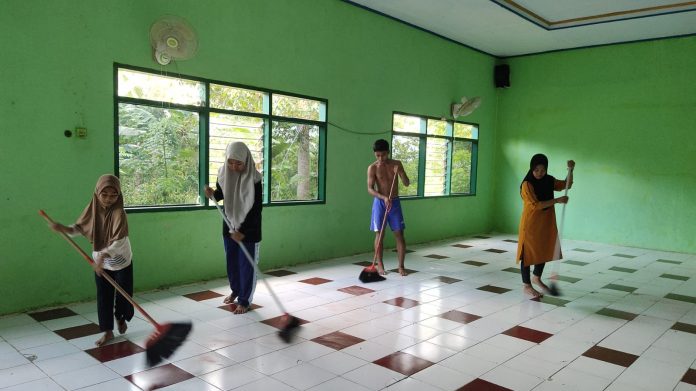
[516,179,567,266]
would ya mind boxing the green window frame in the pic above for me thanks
[114,64,327,211]
[391,112,478,198]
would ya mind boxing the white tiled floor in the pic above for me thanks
[1,234,695,390]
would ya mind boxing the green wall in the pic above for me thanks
[493,37,696,254]
[0,0,497,315]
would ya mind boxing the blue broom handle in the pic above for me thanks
[211,200,288,314]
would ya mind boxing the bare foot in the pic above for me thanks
[233,305,249,314]
[95,331,114,346]
[376,263,386,276]
[531,276,550,293]
[523,284,543,298]
[117,319,127,335]
[398,267,407,276]
[223,294,237,304]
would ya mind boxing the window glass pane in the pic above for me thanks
[391,135,419,197]
[118,103,200,206]
[451,140,473,194]
[210,84,267,114]
[427,119,447,136]
[424,137,449,197]
[393,114,421,134]
[454,123,478,139]
[271,122,319,201]
[209,113,264,188]
[117,68,204,106]
[272,94,325,121]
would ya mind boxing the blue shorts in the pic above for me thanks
[371,197,405,232]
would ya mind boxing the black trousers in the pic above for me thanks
[95,263,134,332]
[520,261,545,284]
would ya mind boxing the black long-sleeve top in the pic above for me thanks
[213,181,263,242]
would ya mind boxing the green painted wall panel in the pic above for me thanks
[493,38,696,254]
[0,0,497,314]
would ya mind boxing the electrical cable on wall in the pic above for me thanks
[327,121,390,136]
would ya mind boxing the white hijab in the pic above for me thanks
[217,142,262,231]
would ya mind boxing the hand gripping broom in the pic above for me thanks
[39,210,192,366]
[359,165,399,283]
[548,167,572,296]
[210,200,301,343]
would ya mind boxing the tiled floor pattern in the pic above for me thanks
[1,234,695,390]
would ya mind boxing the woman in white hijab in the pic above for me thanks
[205,142,263,314]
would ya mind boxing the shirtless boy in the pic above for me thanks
[367,139,410,275]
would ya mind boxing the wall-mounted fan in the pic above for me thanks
[149,16,198,65]
[451,96,481,118]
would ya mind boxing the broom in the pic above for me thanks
[360,165,399,283]
[210,199,301,343]
[39,210,192,366]
[548,166,572,296]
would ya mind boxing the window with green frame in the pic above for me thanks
[391,112,478,197]
[115,65,327,209]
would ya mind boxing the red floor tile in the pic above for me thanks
[503,239,518,243]
[531,296,570,306]
[457,378,512,390]
[54,323,102,340]
[218,303,262,313]
[353,261,373,267]
[664,293,696,304]
[338,285,375,295]
[86,340,146,362]
[312,331,364,350]
[473,235,491,239]
[392,249,415,253]
[484,248,507,253]
[373,351,434,376]
[682,368,696,386]
[183,290,224,301]
[476,285,511,294]
[436,276,462,284]
[596,308,638,321]
[452,244,472,248]
[582,345,639,367]
[389,268,419,275]
[439,310,481,324]
[126,363,194,390]
[299,277,333,285]
[503,326,553,343]
[28,307,77,321]
[425,254,449,259]
[672,322,696,334]
[383,297,420,309]
[265,269,297,277]
[261,315,309,330]
[462,260,487,267]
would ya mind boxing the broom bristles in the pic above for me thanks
[277,315,301,343]
[145,322,192,366]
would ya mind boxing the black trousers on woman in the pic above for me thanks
[95,263,134,332]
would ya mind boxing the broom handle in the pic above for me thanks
[211,200,289,314]
[372,165,399,267]
[551,167,572,275]
[39,210,161,328]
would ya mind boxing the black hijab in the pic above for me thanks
[521,153,555,202]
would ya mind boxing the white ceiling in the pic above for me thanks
[345,0,696,57]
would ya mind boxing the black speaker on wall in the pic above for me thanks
[494,64,510,88]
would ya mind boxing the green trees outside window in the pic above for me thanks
[391,113,478,198]
[116,65,326,208]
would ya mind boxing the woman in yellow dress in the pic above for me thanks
[516,154,575,297]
